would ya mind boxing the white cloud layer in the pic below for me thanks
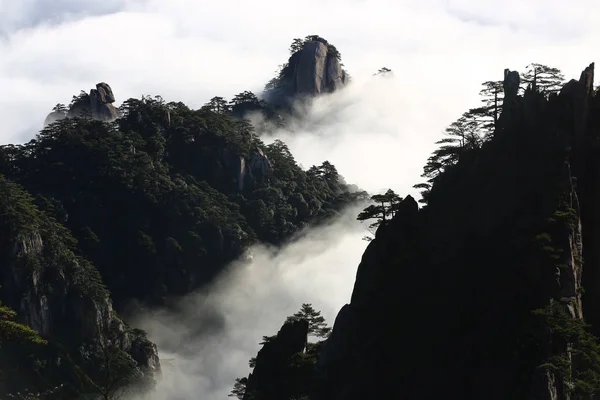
[128,205,367,400]
[2,1,599,398]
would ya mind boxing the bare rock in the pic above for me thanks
[50,82,120,124]
[238,148,274,191]
[266,38,348,106]
[95,82,116,104]
[90,88,120,121]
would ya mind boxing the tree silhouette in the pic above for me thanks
[230,91,260,106]
[521,63,565,95]
[414,113,484,204]
[231,304,331,399]
[229,377,249,399]
[373,67,392,77]
[201,96,231,114]
[468,80,503,138]
[51,103,68,114]
[357,189,402,240]
[286,303,331,339]
[289,38,305,54]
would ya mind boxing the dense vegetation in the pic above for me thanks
[0,94,363,310]
[0,173,157,399]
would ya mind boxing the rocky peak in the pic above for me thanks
[265,36,348,106]
[43,82,120,127]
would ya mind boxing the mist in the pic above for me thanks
[129,205,366,400]
[126,74,438,399]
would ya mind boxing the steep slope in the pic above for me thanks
[0,175,159,398]
[264,35,348,108]
[317,63,599,399]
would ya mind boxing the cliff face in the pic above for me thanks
[293,40,346,97]
[317,63,598,399]
[265,38,348,106]
[242,320,309,400]
[0,175,160,397]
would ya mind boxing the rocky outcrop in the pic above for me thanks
[316,63,599,400]
[243,319,309,400]
[0,176,160,395]
[197,145,273,193]
[239,148,274,191]
[294,40,345,96]
[44,83,119,127]
[265,38,348,106]
[89,83,119,121]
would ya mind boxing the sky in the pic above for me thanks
[1,0,599,193]
[2,1,599,399]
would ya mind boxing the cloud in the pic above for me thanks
[1,0,598,148]
[128,204,367,400]
[0,0,134,36]
[123,68,463,399]
[2,2,600,399]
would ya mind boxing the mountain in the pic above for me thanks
[234,64,600,400]
[264,35,348,107]
[0,36,361,399]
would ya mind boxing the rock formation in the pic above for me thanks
[314,63,599,399]
[43,82,120,128]
[265,37,348,106]
[238,147,274,191]
[243,319,309,400]
[0,175,160,396]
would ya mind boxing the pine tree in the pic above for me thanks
[286,303,331,339]
[521,63,565,95]
[357,189,403,240]
[201,96,231,114]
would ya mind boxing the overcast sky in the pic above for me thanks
[2,1,598,142]
[1,0,599,195]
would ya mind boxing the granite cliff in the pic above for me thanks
[264,35,348,107]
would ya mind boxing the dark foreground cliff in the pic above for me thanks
[326,63,599,399]
[236,64,600,400]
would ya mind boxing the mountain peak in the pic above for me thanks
[43,82,120,128]
[264,35,348,105]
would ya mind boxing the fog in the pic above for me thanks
[129,204,366,400]
[126,74,437,399]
